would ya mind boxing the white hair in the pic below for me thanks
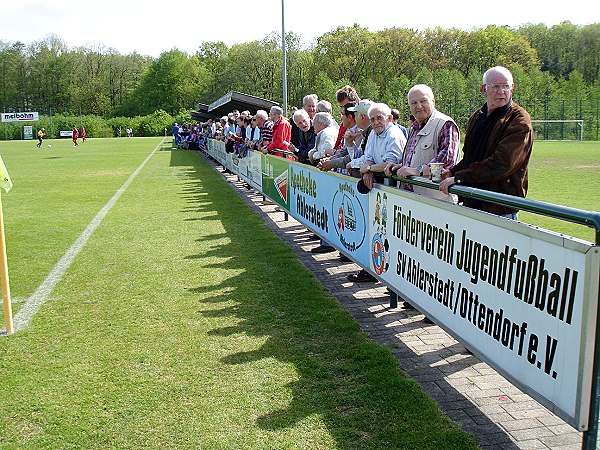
[368,103,392,118]
[483,66,514,85]
[313,112,334,128]
[292,108,310,124]
[316,100,332,114]
[407,84,434,101]
[255,110,268,120]
[303,94,318,106]
[270,106,283,116]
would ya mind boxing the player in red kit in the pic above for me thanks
[72,127,79,147]
[81,127,86,143]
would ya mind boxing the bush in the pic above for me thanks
[0,110,176,140]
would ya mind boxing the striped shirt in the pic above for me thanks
[260,120,274,145]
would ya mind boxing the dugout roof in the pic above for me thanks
[191,103,212,121]
[207,91,279,118]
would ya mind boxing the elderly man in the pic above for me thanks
[291,94,318,151]
[254,110,273,151]
[360,103,406,190]
[440,66,533,219]
[308,112,339,164]
[385,84,459,202]
[265,106,292,157]
[290,109,316,164]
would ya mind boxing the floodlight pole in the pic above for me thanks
[281,0,288,116]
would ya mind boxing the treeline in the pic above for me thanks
[1,22,599,129]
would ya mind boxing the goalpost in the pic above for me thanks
[531,119,584,141]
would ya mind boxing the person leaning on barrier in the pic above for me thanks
[439,66,533,220]
[254,110,273,151]
[335,85,361,153]
[291,94,318,151]
[385,84,459,203]
[265,106,292,158]
[289,108,316,164]
[359,103,406,191]
[343,99,374,174]
[317,102,357,173]
[308,112,339,164]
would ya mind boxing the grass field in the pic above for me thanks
[0,137,479,449]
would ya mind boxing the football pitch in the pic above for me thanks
[0,136,597,448]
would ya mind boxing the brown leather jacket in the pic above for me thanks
[451,102,533,215]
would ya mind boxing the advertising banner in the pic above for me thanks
[368,185,599,429]
[261,154,290,211]
[23,126,33,140]
[238,151,262,191]
[1,112,39,122]
[288,164,370,267]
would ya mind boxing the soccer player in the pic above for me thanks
[36,128,46,148]
[81,127,86,143]
[72,127,79,147]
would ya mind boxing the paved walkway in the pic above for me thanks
[208,156,583,450]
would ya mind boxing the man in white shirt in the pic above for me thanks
[359,103,406,190]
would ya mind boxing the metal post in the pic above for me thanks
[582,227,600,450]
[280,0,288,116]
[389,291,398,309]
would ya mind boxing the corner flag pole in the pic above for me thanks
[0,154,13,335]
[0,191,13,335]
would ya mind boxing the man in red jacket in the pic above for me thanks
[265,106,291,158]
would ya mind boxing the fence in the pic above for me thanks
[203,140,600,448]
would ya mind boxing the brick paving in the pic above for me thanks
[208,158,584,450]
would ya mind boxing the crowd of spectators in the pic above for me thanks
[185,64,532,252]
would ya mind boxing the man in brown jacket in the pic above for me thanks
[440,66,533,219]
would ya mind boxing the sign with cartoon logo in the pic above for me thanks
[369,190,390,276]
[289,164,370,267]
[331,180,369,267]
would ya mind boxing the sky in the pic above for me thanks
[1,0,599,56]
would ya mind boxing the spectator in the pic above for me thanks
[317,102,358,173]
[335,85,361,151]
[385,84,459,203]
[291,94,318,157]
[308,112,339,163]
[254,110,273,150]
[290,109,316,164]
[172,123,180,146]
[316,100,332,114]
[359,103,405,190]
[391,108,409,139]
[440,66,533,220]
[266,106,292,157]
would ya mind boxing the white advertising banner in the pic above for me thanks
[1,111,39,122]
[23,126,33,140]
[368,185,599,429]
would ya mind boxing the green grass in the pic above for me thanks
[520,140,600,242]
[0,138,477,449]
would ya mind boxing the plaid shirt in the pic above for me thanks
[402,118,459,169]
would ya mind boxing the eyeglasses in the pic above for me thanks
[486,83,512,92]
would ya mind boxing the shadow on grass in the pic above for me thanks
[172,151,482,450]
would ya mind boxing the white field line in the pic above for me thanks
[11,138,164,333]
